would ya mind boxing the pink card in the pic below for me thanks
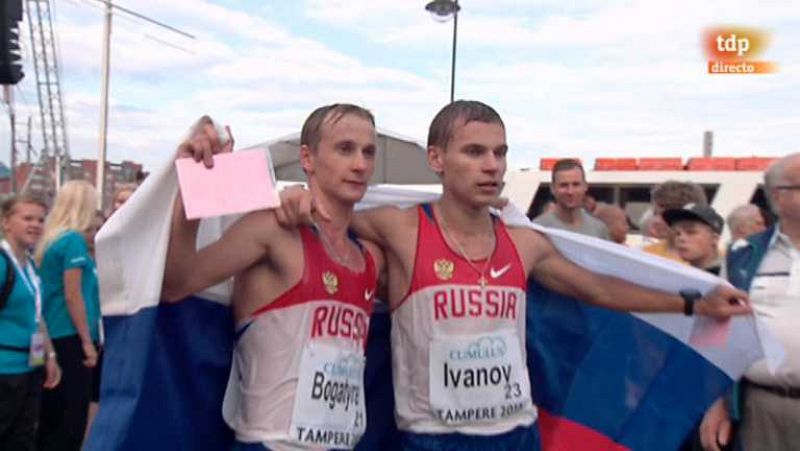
[175,150,280,220]
[689,316,731,347]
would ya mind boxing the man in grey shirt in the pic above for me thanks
[533,159,611,240]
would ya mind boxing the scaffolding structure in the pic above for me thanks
[23,0,69,195]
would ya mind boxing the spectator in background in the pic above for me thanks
[642,181,707,262]
[35,181,101,451]
[663,203,725,451]
[0,195,61,451]
[85,212,104,257]
[540,200,556,217]
[583,194,598,214]
[134,169,147,185]
[594,203,630,245]
[109,184,137,217]
[527,200,555,220]
[637,209,670,248]
[663,204,724,275]
[701,153,800,451]
[533,159,610,239]
[83,210,105,441]
[727,204,766,243]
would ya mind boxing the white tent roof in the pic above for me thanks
[247,128,440,184]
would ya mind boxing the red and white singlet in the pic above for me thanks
[222,226,376,450]
[391,205,537,435]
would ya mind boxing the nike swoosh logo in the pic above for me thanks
[364,289,374,301]
[489,264,511,279]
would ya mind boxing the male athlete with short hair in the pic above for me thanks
[162,104,384,451]
[280,100,750,450]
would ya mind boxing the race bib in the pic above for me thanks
[289,343,366,449]
[28,332,45,367]
[429,330,532,425]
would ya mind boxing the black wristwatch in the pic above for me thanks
[679,289,702,316]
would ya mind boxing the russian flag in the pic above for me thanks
[84,158,237,450]
[86,158,780,451]
[520,220,782,451]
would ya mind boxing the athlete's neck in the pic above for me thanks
[308,189,354,239]
[435,195,494,237]
[308,188,364,269]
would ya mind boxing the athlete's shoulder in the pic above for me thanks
[227,208,299,245]
[507,226,548,252]
[506,224,555,266]
[505,222,545,239]
[355,204,419,243]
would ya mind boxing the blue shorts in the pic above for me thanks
[400,424,541,451]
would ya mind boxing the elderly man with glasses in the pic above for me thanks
[700,153,800,451]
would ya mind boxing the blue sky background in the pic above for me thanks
[1,0,798,172]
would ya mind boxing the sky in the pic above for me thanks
[1,0,798,173]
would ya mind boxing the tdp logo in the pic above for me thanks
[703,26,777,74]
[715,34,750,56]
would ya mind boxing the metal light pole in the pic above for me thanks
[97,0,112,209]
[425,0,460,103]
[92,0,194,210]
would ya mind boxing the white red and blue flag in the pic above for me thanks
[85,158,780,451]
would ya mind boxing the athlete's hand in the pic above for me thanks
[699,398,732,451]
[275,186,331,228]
[695,285,751,319]
[175,115,234,168]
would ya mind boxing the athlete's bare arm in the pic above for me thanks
[353,206,413,249]
[356,207,419,305]
[162,205,287,302]
[509,227,751,319]
[162,117,294,302]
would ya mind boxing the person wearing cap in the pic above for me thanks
[663,203,726,451]
[643,181,708,263]
[663,203,724,275]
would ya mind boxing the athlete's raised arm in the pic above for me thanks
[162,117,283,302]
[510,227,751,319]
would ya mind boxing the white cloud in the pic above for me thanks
[307,0,800,54]
[2,0,796,178]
